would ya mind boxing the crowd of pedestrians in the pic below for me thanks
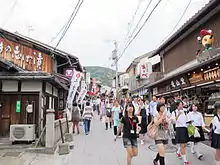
[71,94,220,165]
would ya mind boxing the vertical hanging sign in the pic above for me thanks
[16,101,21,113]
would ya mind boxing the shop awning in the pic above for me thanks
[147,48,220,88]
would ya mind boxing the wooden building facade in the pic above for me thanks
[147,0,220,126]
[0,29,83,137]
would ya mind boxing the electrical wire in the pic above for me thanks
[118,0,163,61]
[54,0,84,50]
[160,0,192,44]
[48,21,68,45]
[124,0,143,43]
[127,0,153,41]
[48,0,81,45]
[1,0,19,27]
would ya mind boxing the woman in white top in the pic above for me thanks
[211,102,220,165]
[172,101,189,165]
[187,103,208,160]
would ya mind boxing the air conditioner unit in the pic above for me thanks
[9,124,36,142]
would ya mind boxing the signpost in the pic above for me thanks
[16,101,21,113]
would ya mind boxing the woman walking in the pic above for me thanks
[72,102,80,134]
[82,101,94,135]
[138,99,147,145]
[211,102,220,165]
[114,103,139,165]
[105,99,113,130]
[153,103,169,165]
[187,103,209,160]
[172,101,189,165]
[112,100,121,136]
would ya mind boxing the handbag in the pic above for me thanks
[147,121,157,139]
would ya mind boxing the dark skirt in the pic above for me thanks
[139,117,147,134]
[176,127,189,144]
[211,133,220,149]
[189,126,205,143]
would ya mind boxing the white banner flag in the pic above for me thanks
[77,80,87,103]
[67,69,81,108]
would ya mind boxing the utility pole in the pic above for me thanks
[111,41,118,99]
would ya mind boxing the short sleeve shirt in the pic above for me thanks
[121,116,139,139]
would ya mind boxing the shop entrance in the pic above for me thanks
[0,94,39,137]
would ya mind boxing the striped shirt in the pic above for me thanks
[83,106,94,120]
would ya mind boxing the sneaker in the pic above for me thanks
[184,161,190,165]
[176,153,181,159]
[141,140,144,145]
[198,154,204,160]
[153,160,158,165]
[191,149,195,154]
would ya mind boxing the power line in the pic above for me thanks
[160,0,192,44]
[54,0,83,50]
[48,0,81,45]
[1,0,19,27]
[127,0,153,41]
[124,0,143,43]
[118,0,163,61]
[48,21,68,44]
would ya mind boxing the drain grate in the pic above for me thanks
[2,152,21,157]
[148,144,177,153]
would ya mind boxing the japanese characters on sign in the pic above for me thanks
[140,62,152,79]
[189,67,220,84]
[170,77,187,88]
[64,68,74,78]
[0,38,53,73]
[204,67,220,81]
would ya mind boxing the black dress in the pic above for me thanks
[139,108,147,134]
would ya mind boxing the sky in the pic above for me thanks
[0,0,210,72]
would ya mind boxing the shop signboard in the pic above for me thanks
[189,73,204,84]
[64,68,74,78]
[152,87,158,95]
[85,72,91,84]
[189,67,220,84]
[203,67,220,81]
[140,62,152,79]
[16,101,21,113]
[0,37,53,73]
[170,76,188,89]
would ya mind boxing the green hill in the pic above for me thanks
[85,66,115,86]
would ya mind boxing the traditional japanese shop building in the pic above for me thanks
[147,0,220,126]
[0,29,83,137]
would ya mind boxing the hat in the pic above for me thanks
[200,29,212,36]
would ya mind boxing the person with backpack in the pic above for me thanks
[171,101,189,165]
[211,102,220,165]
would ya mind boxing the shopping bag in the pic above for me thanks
[194,128,201,138]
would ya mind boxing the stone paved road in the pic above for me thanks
[0,115,216,165]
